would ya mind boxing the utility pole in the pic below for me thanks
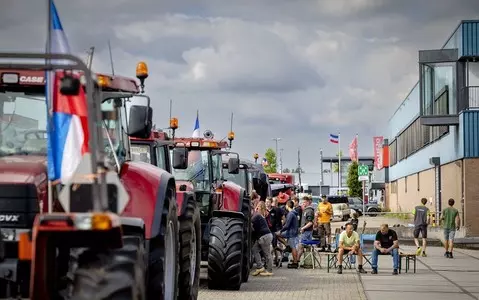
[86,47,95,70]
[319,148,323,195]
[297,148,302,190]
[279,148,284,174]
[272,138,281,172]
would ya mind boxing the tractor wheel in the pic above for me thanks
[207,217,244,290]
[147,188,180,300]
[178,198,201,300]
[241,197,252,283]
[69,235,146,300]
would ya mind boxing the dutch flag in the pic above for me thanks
[189,111,204,180]
[329,133,339,144]
[46,0,89,183]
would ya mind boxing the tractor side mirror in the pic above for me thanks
[60,75,80,95]
[127,105,152,138]
[228,157,240,174]
[172,148,189,169]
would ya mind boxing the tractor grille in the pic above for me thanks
[0,184,39,229]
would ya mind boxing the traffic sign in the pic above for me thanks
[358,164,369,181]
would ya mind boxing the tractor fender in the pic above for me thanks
[212,210,245,220]
[120,217,146,237]
[176,191,195,217]
[222,181,245,212]
[120,161,176,239]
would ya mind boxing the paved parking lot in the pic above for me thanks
[198,265,367,300]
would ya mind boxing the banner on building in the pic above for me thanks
[373,136,384,169]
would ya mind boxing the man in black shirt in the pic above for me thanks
[293,197,302,227]
[371,224,400,275]
[266,197,283,265]
[296,196,315,260]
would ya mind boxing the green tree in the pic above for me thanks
[263,148,277,173]
[332,150,343,173]
[347,161,362,197]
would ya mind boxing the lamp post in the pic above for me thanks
[280,148,284,174]
[253,153,259,164]
[272,138,282,172]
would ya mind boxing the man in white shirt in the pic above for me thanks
[337,223,367,274]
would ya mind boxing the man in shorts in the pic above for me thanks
[441,198,460,258]
[278,200,299,268]
[413,197,430,256]
[297,196,315,260]
[316,195,333,252]
[337,223,367,274]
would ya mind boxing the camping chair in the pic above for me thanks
[360,233,375,268]
[326,233,353,272]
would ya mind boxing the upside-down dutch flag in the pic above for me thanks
[261,158,268,166]
[46,0,89,183]
[189,111,204,179]
[329,133,339,144]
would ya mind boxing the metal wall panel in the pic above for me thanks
[463,110,479,157]
[462,21,479,58]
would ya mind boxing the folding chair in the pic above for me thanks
[300,239,322,269]
[326,233,352,272]
[360,234,376,268]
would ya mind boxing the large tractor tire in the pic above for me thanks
[241,197,252,283]
[207,216,244,290]
[147,188,180,300]
[178,198,201,300]
[70,235,146,300]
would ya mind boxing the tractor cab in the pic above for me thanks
[222,160,272,201]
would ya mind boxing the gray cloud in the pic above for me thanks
[0,0,477,174]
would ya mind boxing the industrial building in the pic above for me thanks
[384,20,479,236]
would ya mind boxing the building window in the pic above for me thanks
[391,181,397,194]
[389,139,397,166]
[417,173,420,191]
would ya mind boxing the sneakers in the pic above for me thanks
[422,252,427,257]
[357,268,367,274]
[449,252,454,259]
[371,268,378,274]
[444,251,454,258]
[416,247,422,256]
[287,262,299,269]
[251,267,265,276]
[259,271,273,276]
[337,266,343,274]
[393,269,398,275]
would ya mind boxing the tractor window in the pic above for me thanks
[212,153,222,181]
[172,150,210,191]
[101,100,121,170]
[224,168,247,189]
[155,146,167,170]
[131,144,151,163]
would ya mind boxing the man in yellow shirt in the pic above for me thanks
[337,223,367,274]
[316,195,333,252]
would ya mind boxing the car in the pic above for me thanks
[327,195,351,221]
[348,197,381,216]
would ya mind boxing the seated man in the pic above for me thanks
[372,224,400,275]
[337,223,367,274]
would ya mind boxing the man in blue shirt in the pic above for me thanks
[277,200,299,268]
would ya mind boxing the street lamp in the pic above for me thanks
[253,153,259,164]
[272,138,282,172]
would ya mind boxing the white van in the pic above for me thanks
[327,195,351,221]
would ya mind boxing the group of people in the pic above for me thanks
[249,191,462,277]
[249,193,337,275]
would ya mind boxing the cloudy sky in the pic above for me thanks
[1,0,478,172]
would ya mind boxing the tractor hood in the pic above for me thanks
[0,155,47,184]
[175,180,195,192]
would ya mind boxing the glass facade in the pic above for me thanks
[421,62,456,115]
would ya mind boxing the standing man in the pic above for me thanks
[265,197,283,265]
[316,195,333,252]
[441,198,460,258]
[297,196,315,260]
[413,198,430,257]
[278,200,300,268]
[293,196,303,227]
[371,224,400,275]
[251,201,274,276]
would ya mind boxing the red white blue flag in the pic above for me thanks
[329,133,339,144]
[46,0,89,182]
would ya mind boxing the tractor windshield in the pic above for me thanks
[0,92,47,156]
[172,150,211,191]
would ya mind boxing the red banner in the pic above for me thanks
[349,136,358,162]
[373,136,384,169]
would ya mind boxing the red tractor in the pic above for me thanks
[133,129,252,289]
[0,53,181,299]
[130,130,201,299]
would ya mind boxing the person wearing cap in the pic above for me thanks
[316,194,333,252]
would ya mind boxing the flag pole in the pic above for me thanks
[338,132,341,192]
[47,0,53,214]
